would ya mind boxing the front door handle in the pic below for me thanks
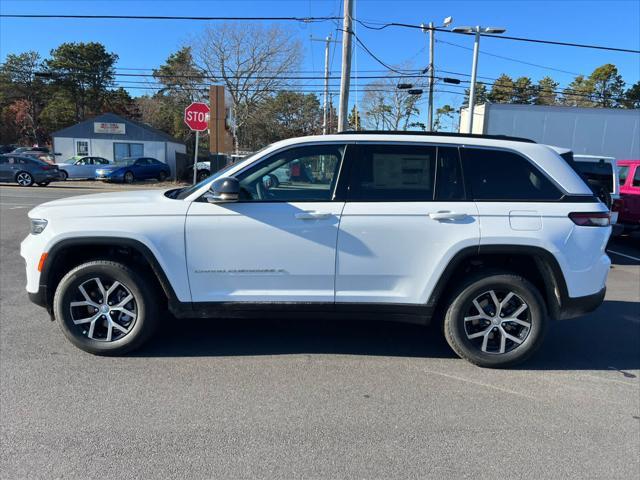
[429,211,468,221]
[295,211,332,220]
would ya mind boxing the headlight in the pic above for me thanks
[30,218,48,235]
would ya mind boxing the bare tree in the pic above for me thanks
[193,23,302,152]
[361,77,421,130]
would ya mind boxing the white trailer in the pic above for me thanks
[459,103,640,161]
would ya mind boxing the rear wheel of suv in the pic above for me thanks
[443,272,547,368]
[53,260,159,355]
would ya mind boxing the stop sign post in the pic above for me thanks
[184,102,211,184]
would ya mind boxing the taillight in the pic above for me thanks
[39,164,54,170]
[569,212,610,227]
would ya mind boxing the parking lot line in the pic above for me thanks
[607,249,640,262]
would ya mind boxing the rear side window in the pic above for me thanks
[435,147,465,201]
[461,148,562,201]
[348,144,436,201]
[633,167,640,187]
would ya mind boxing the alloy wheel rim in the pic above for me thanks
[69,277,138,342]
[17,173,32,185]
[463,289,531,355]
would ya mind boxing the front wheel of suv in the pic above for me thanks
[443,272,547,368]
[53,260,159,355]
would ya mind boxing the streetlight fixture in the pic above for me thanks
[452,25,507,133]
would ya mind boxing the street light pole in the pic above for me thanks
[467,27,481,134]
[453,25,506,133]
[427,22,435,131]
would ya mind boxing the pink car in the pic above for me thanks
[615,160,640,231]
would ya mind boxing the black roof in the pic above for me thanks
[336,130,537,143]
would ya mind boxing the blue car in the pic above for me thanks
[95,157,171,183]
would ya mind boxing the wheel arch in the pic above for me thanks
[41,237,181,313]
[427,245,568,321]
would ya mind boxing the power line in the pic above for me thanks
[437,39,585,77]
[353,18,640,54]
[0,14,340,22]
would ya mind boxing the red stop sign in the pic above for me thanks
[184,102,210,131]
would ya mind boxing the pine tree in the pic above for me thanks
[535,76,559,105]
[512,77,536,104]
[589,63,625,108]
[487,74,515,103]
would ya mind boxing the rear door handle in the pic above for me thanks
[295,211,332,220]
[429,211,468,221]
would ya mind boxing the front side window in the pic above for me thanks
[633,167,640,187]
[348,144,436,201]
[237,144,344,202]
[461,148,562,201]
[618,166,629,185]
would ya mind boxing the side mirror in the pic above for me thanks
[204,176,240,203]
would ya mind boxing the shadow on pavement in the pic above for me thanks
[136,300,639,371]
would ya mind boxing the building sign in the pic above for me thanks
[94,122,126,134]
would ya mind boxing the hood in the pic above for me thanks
[28,189,173,220]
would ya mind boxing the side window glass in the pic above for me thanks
[435,147,464,201]
[633,167,640,187]
[348,144,436,201]
[461,148,562,201]
[0,156,8,165]
[618,166,629,185]
[237,144,344,202]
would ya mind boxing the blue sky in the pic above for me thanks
[1,0,639,125]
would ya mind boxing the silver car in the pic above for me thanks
[57,156,112,180]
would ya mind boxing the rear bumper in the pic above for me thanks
[557,287,606,320]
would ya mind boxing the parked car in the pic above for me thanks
[21,132,610,367]
[0,144,17,154]
[95,157,170,183]
[616,160,640,231]
[21,151,57,165]
[0,154,60,186]
[56,156,112,180]
[11,146,50,154]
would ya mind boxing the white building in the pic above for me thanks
[52,113,186,177]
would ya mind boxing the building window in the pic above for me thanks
[76,141,89,156]
[113,143,144,161]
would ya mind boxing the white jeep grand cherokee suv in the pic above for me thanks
[21,132,611,367]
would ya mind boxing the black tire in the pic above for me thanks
[158,170,167,182]
[59,170,68,180]
[443,271,547,368]
[37,181,50,187]
[124,171,135,184]
[15,171,34,187]
[53,260,159,355]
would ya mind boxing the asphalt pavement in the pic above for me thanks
[1,183,638,480]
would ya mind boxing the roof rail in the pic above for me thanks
[335,130,537,144]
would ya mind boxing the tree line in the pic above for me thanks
[1,23,638,151]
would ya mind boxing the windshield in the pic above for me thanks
[173,144,273,200]
[574,161,614,193]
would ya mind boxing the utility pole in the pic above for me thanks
[311,35,339,135]
[427,22,435,131]
[337,0,353,132]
